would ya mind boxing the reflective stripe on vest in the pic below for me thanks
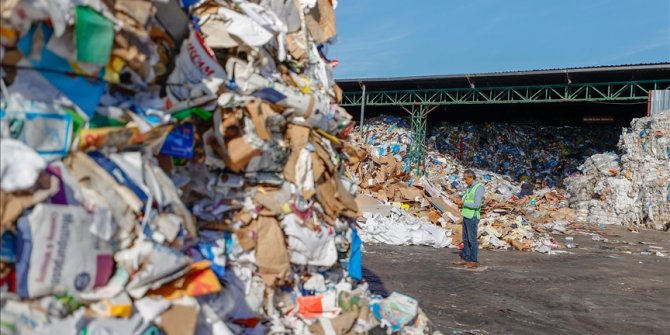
[461,182,483,219]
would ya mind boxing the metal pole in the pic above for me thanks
[359,82,366,137]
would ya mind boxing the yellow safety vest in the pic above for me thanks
[462,183,483,219]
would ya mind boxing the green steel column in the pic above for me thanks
[405,104,436,175]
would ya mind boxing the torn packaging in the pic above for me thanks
[282,214,337,267]
[311,152,327,182]
[209,110,263,172]
[236,218,261,252]
[165,29,226,111]
[16,204,114,299]
[285,123,312,149]
[225,58,330,121]
[311,132,337,174]
[64,152,142,235]
[253,184,291,215]
[317,175,360,221]
[283,123,312,183]
[304,0,337,44]
[114,0,154,27]
[244,100,276,141]
[336,176,360,219]
[116,240,191,298]
[1,174,59,232]
[198,14,240,49]
[255,216,290,286]
[260,0,301,33]
[286,32,308,63]
[427,196,463,224]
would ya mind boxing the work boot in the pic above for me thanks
[453,259,467,265]
[464,262,478,268]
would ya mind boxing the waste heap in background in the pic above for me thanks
[428,120,619,187]
[349,116,577,253]
[566,111,670,231]
[0,1,438,334]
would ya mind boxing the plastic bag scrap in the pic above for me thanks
[0,1,439,334]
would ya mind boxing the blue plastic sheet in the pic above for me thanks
[160,123,195,159]
[348,228,362,280]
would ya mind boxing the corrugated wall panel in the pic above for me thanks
[649,90,670,115]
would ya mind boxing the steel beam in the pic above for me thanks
[341,79,670,107]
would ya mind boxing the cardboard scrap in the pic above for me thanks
[236,219,261,251]
[256,217,290,286]
[245,100,275,141]
[158,304,198,335]
[1,175,59,231]
[305,0,337,43]
[444,224,462,245]
[223,137,262,172]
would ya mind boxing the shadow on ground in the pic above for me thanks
[362,266,389,297]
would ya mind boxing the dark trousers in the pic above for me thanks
[461,216,479,263]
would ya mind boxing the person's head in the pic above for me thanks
[463,169,476,186]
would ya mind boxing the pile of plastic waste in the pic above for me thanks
[350,117,577,253]
[428,120,619,187]
[359,115,620,187]
[0,1,440,334]
[355,116,522,204]
[566,111,670,230]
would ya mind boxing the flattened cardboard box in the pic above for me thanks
[158,304,198,335]
[223,137,261,172]
[305,0,337,43]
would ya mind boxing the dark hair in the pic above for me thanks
[463,169,476,180]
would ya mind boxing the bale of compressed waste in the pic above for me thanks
[0,1,437,333]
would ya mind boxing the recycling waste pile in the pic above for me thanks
[0,1,440,334]
[565,110,670,231]
[349,116,581,254]
[428,120,620,187]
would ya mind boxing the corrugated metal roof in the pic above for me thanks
[337,62,670,83]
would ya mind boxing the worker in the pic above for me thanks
[451,170,485,268]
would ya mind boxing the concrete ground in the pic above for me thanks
[362,226,670,334]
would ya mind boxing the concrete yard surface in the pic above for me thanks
[362,227,670,334]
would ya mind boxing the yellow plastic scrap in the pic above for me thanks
[103,56,126,83]
[90,294,133,318]
[0,27,18,46]
[316,129,341,146]
[290,73,311,94]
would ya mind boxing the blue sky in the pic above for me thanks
[330,0,670,79]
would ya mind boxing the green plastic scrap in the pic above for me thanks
[89,113,126,128]
[171,107,213,121]
[54,292,84,315]
[75,6,114,66]
[63,107,86,136]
